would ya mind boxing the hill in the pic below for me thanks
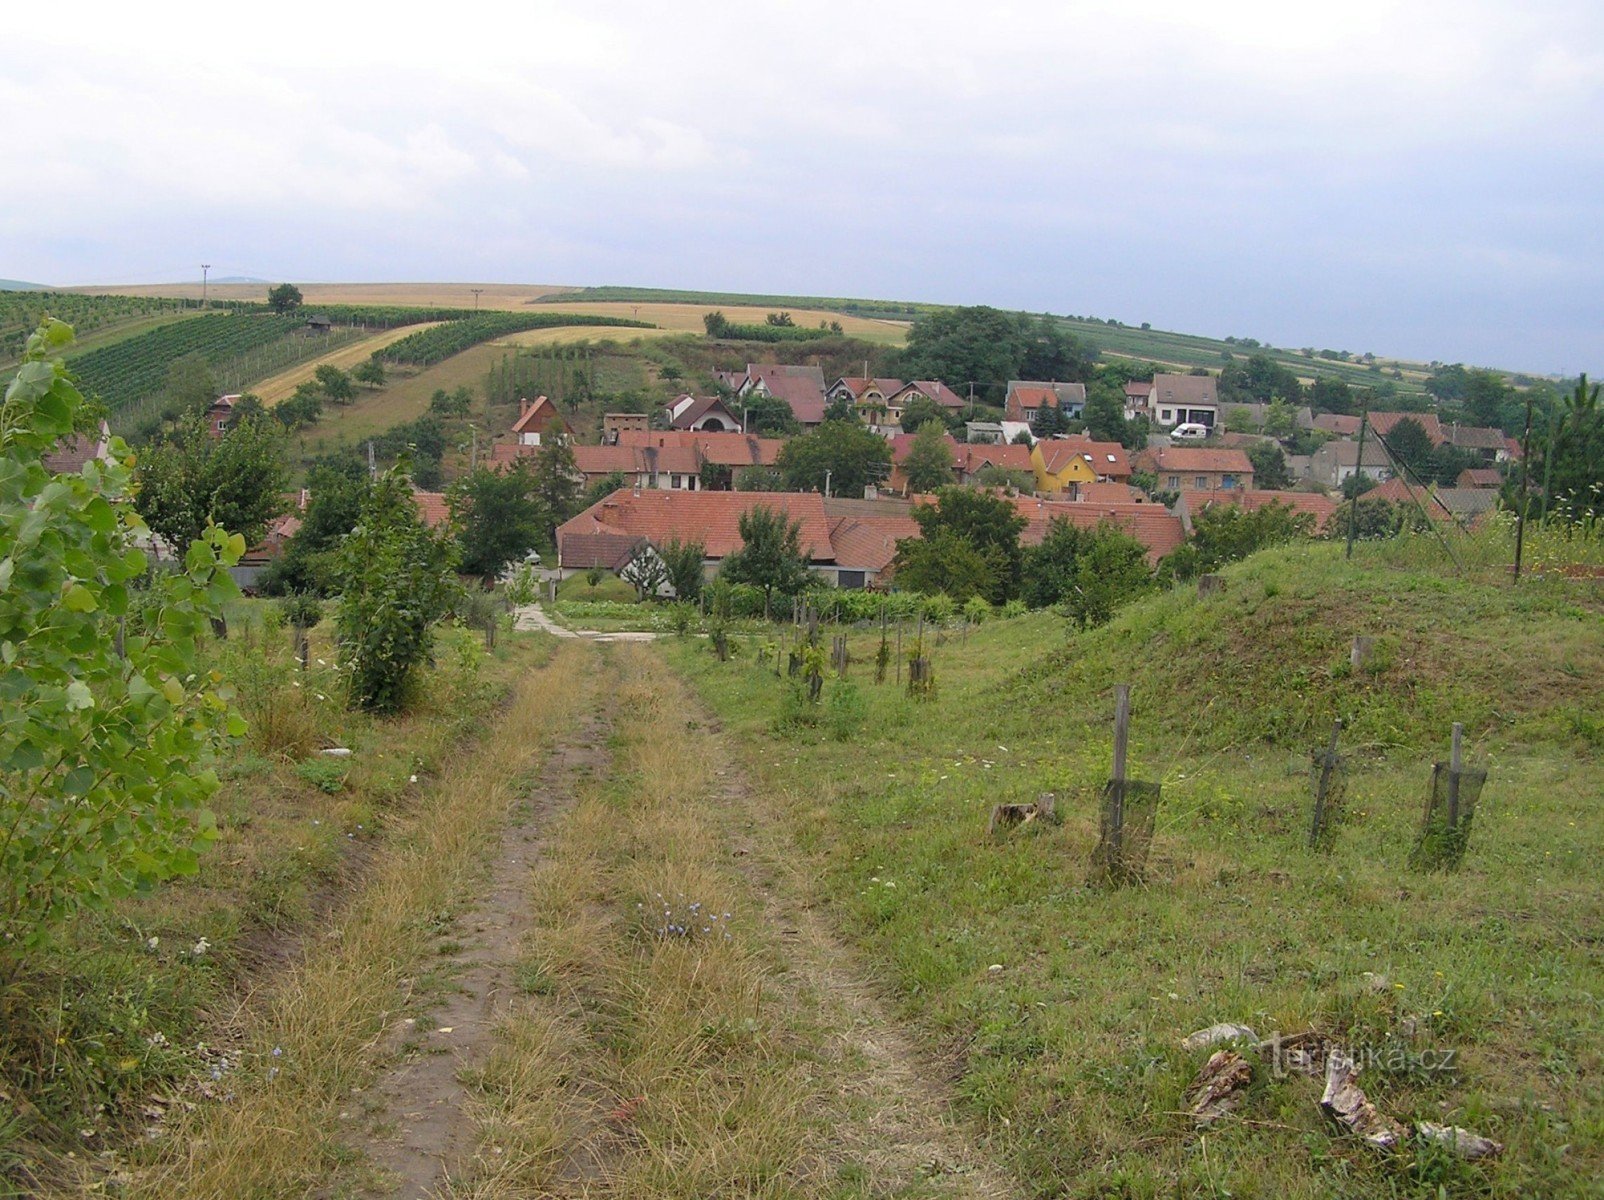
[0,278,49,291]
[668,531,1604,1197]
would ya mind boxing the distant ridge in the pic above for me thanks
[0,279,50,291]
[212,275,269,285]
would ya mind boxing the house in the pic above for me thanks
[1444,423,1517,464]
[204,394,240,439]
[889,379,967,415]
[1366,478,1501,523]
[665,394,741,432]
[736,363,829,426]
[305,314,334,333]
[1032,436,1132,494]
[602,412,650,441]
[1123,380,1153,418]
[1458,467,1503,489]
[505,430,783,493]
[885,435,1034,493]
[511,396,569,447]
[1175,489,1340,533]
[1144,375,1220,429]
[1134,446,1254,492]
[1313,413,1362,437]
[1367,411,1445,445]
[556,490,848,584]
[1308,440,1394,488]
[822,497,921,589]
[826,376,904,430]
[996,493,1186,565]
[43,421,114,474]
[1005,380,1087,423]
[411,490,452,529]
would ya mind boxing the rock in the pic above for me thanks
[1186,1050,1253,1125]
[1320,1049,1405,1149]
[1181,1023,1258,1052]
[319,747,352,758]
[1416,1122,1503,1160]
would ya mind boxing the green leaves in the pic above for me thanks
[1,323,239,947]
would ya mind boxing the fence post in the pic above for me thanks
[1310,718,1342,848]
[1110,683,1130,864]
[895,620,903,685]
[1447,722,1463,832]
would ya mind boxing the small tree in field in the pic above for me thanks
[1,321,245,948]
[314,363,355,404]
[352,357,386,388]
[658,537,707,603]
[268,283,304,313]
[621,545,670,601]
[721,505,811,615]
[335,466,461,713]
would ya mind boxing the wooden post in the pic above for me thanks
[1110,684,1131,864]
[1350,636,1375,670]
[1310,718,1342,847]
[296,628,310,671]
[1447,722,1463,831]
[895,620,903,685]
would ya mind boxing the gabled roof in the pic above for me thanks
[1369,411,1444,445]
[1036,436,1131,477]
[1314,413,1362,436]
[1138,446,1254,475]
[618,429,783,467]
[412,490,451,528]
[1458,467,1502,488]
[828,515,921,573]
[558,490,835,561]
[1318,440,1393,468]
[43,421,113,474]
[1443,424,1508,451]
[894,380,967,410]
[668,394,740,429]
[746,363,828,424]
[511,395,566,436]
[1151,374,1219,407]
[956,442,1033,475]
[830,376,905,401]
[1123,380,1153,398]
[560,532,647,571]
[1366,479,1500,519]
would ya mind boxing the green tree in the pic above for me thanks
[1021,519,1152,627]
[703,311,731,337]
[823,394,858,423]
[1245,440,1292,489]
[268,283,304,313]
[1031,402,1071,437]
[720,505,812,613]
[898,395,953,433]
[314,363,355,404]
[528,434,582,548]
[582,470,629,508]
[334,466,460,713]
[1082,381,1131,445]
[733,465,784,491]
[1308,377,1354,415]
[160,353,219,422]
[134,414,288,552]
[658,537,707,603]
[620,545,669,600]
[1,321,244,946]
[902,421,955,493]
[1263,398,1296,439]
[448,462,544,582]
[890,529,995,603]
[1219,353,1303,405]
[276,382,324,429]
[898,306,1025,404]
[1162,502,1313,581]
[1463,369,1512,429]
[776,419,892,496]
[352,357,386,388]
[909,487,1027,603]
[1531,373,1604,520]
[1383,416,1435,479]
[261,453,371,595]
[739,392,801,436]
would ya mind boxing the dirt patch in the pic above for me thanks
[357,707,614,1199]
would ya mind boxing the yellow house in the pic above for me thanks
[1031,436,1131,493]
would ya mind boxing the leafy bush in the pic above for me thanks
[279,593,322,630]
[294,757,348,795]
[0,321,244,947]
[963,595,993,624]
[826,681,866,741]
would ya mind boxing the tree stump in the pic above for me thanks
[989,792,1057,834]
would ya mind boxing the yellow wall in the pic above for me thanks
[1031,444,1097,493]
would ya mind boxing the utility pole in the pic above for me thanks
[201,263,211,307]
[471,288,483,312]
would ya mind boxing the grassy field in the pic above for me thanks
[75,282,571,309]
[663,535,1604,1198]
[249,323,444,404]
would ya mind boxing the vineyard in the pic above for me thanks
[71,315,367,419]
[377,311,655,366]
[1,291,256,362]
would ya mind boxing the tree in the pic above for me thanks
[276,382,324,429]
[890,529,995,604]
[134,414,288,553]
[658,537,707,602]
[1342,470,1379,499]
[1530,373,1604,521]
[620,545,669,601]
[260,453,371,595]
[910,487,1028,603]
[582,470,629,508]
[335,466,460,713]
[1308,377,1354,415]
[899,307,1094,405]
[1383,416,1435,479]
[1162,502,1314,581]
[528,434,582,549]
[1031,402,1072,438]
[1219,353,1303,405]
[739,392,801,436]
[776,419,892,497]
[268,283,304,313]
[1082,382,1129,445]
[1019,316,1097,382]
[734,465,784,491]
[902,421,955,493]
[429,387,472,416]
[314,363,355,404]
[898,395,952,433]
[1,321,243,946]
[161,353,218,422]
[972,464,1035,491]
[1245,441,1292,489]
[353,357,386,388]
[1463,369,1512,429]
[1262,398,1296,440]
[703,311,731,337]
[823,394,858,423]
[720,505,811,613]
[448,462,544,582]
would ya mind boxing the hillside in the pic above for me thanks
[668,534,1604,1198]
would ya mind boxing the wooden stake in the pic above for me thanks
[1310,718,1342,846]
[1447,722,1464,831]
[896,620,903,685]
[1111,683,1131,786]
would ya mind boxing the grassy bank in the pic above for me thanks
[664,539,1604,1198]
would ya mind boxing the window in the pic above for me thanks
[1221,474,1237,489]
[837,570,867,590]
[1160,408,1174,423]
[1167,475,1180,489]
[1196,476,1208,488]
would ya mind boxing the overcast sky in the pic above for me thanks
[3,1,1601,373]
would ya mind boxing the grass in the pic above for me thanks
[0,605,556,1196]
[109,635,589,1199]
[665,536,1604,1198]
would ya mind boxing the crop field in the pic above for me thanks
[1,291,222,365]
[376,312,654,367]
[74,281,573,310]
[248,324,446,404]
[72,314,306,412]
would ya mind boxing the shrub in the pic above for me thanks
[279,593,322,630]
[963,595,992,624]
[826,681,866,741]
[294,757,349,795]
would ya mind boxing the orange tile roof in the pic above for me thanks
[510,395,567,436]
[617,429,782,466]
[829,514,921,572]
[1037,436,1131,477]
[1139,446,1255,474]
[558,490,835,562]
[956,442,1034,474]
[1368,411,1444,445]
[1186,488,1341,531]
[411,490,451,529]
[1001,494,1185,564]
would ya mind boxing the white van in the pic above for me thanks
[1171,422,1210,441]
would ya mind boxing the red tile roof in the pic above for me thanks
[412,490,451,528]
[829,515,921,572]
[897,380,967,410]
[1037,436,1131,478]
[1369,411,1444,445]
[558,490,835,562]
[617,429,782,466]
[561,532,647,571]
[1001,494,1185,564]
[747,363,828,424]
[1137,446,1254,475]
[510,395,567,437]
[1458,468,1502,488]
[1186,488,1341,532]
[43,422,113,474]
[956,442,1033,475]
[1313,413,1362,436]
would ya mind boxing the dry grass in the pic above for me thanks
[530,301,909,346]
[117,639,597,1199]
[444,646,823,1199]
[249,323,444,403]
[75,282,573,309]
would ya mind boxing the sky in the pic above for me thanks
[2,0,1601,374]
